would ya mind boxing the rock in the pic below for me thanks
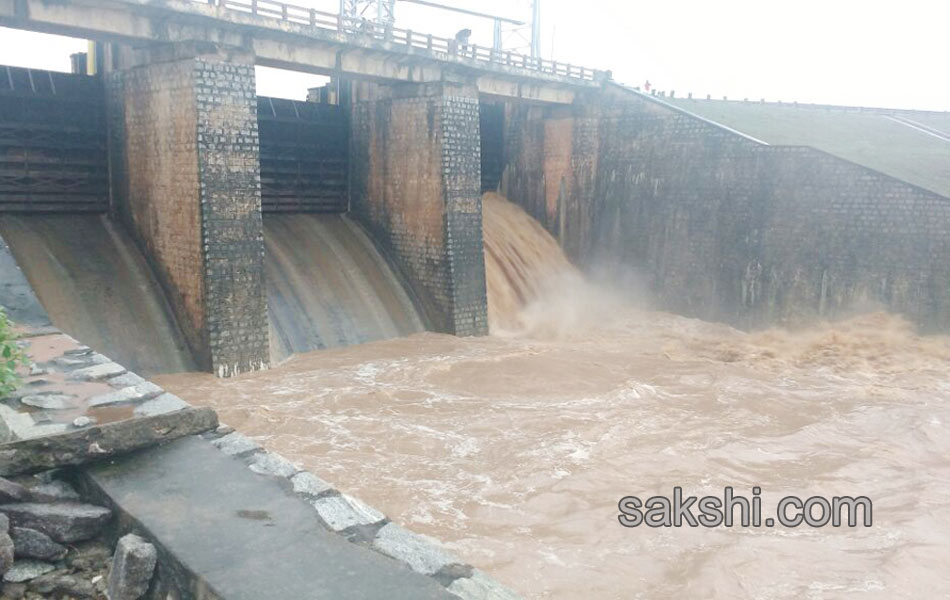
[311,494,385,532]
[210,432,261,457]
[86,383,163,408]
[106,534,157,600]
[248,453,299,478]
[63,346,92,356]
[10,527,67,561]
[65,540,111,572]
[290,472,333,499]
[2,381,51,401]
[447,569,522,600]
[27,364,47,377]
[371,522,458,576]
[0,582,26,599]
[51,356,92,368]
[0,407,219,477]
[2,560,55,583]
[133,393,188,417]
[105,372,147,389]
[66,362,126,382]
[0,479,30,504]
[19,394,73,411]
[28,480,80,503]
[27,570,96,598]
[72,416,97,428]
[0,515,13,576]
[0,503,111,543]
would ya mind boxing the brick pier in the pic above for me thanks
[106,48,269,376]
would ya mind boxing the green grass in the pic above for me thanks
[667,99,950,199]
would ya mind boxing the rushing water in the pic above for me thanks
[0,214,195,375]
[264,214,424,363]
[156,196,950,598]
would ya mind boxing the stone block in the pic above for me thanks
[372,523,458,576]
[9,527,67,561]
[210,432,261,457]
[106,534,157,600]
[0,503,111,543]
[312,494,385,532]
[447,569,521,600]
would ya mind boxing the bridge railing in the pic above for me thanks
[204,0,604,82]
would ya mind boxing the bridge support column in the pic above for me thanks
[106,50,269,376]
[350,81,488,336]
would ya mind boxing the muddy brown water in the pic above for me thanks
[157,198,950,597]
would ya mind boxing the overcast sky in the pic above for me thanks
[1,0,947,110]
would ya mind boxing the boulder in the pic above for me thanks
[28,480,80,503]
[0,479,30,504]
[10,527,67,561]
[0,503,111,543]
[106,534,157,600]
[0,515,13,576]
[27,570,97,598]
[0,407,218,477]
[2,559,55,583]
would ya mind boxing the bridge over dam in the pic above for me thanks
[0,0,947,379]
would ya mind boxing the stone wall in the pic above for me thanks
[500,89,950,331]
[193,59,268,376]
[107,55,268,375]
[350,82,488,336]
[106,60,205,362]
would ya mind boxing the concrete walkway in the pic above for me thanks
[85,436,454,599]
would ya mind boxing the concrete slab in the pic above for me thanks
[83,436,454,600]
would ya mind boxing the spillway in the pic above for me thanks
[264,214,425,363]
[0,215,196,375]
[482,192,581,332]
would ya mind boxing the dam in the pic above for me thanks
[0,0,949,597]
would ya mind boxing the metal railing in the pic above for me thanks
[201,0,605,82]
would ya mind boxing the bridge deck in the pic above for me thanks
[0,0,607,102]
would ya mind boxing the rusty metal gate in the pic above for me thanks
[257,96,348,213]
[0,66,108,212]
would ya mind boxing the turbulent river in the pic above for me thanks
[156,195,950,599]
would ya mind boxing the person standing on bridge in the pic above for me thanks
[455,28,472,56]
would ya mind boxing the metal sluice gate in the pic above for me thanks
[0,66,108,213]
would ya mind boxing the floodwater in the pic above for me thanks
[157,197,950,598]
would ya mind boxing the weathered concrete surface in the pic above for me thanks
[83,436,454,599]
[0,407,218,476]
[499,84,950,332]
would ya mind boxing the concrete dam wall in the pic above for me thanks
[3,57,950,379]
[499,86,950,332]
[1,65,429,375]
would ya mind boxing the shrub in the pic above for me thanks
[0,308,27,396]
